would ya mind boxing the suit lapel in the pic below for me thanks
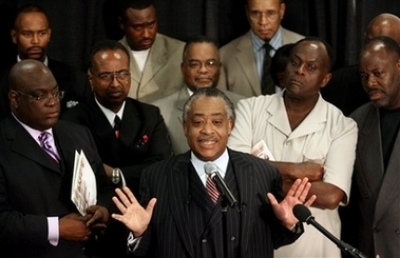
[375,123,400,222]
[141,34,166,87]
[357,108,385,195]
[236,32,261,96]
[120,100,141,146]
[7,117,60,173]
[168,153,195,258]
[229,150,255,256]
[53,123,79,174]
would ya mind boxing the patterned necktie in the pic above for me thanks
[206,175,220,204]
[38,132,60,163]
[261,42,275,95]
[114,115,121,139]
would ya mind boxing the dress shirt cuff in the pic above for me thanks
[47,217,59,246]
[127,231,142,253]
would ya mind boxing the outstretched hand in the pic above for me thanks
[111,187,157,237]
[267,177,316,229]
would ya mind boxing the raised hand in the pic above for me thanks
[111,187,157,237]
[267,177,316,229]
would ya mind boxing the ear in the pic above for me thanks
[118,17,124,30]
[181,61,185,75]
[8,90,19,109]
[320,73,332,89]
[227,119,234,136]
[279,2,286,20]
[87,71,94,91]
[183,120,188,137]
[10,29,17,44]
[48,28,52,38]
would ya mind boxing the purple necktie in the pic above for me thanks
[38,132,60,163]
[206,176,220,204]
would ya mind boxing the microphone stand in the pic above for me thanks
[307,216,368,258]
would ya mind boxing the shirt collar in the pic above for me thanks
[190,148,229,186]
[251,26,283,52]
[94,97,126,127]
[17,55,48,66]
[11,112,54,145]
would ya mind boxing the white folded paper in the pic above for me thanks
[71,150,97,215]
[251,140,275,161]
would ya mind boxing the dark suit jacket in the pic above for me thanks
[134,149,303,258]
[62,97,172,195]
[0,116,113,258]
[349,103,400,258]
[0,57,90,119]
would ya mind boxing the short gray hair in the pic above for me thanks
[182,88,235,123]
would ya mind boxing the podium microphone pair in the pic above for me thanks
[293,204,368,258]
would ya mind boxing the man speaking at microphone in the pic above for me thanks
[111,87,316,258]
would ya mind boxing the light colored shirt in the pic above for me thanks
[94,97,126,127]
[251,27,283,93]
[132,49,150,72]
[190,148,229,186]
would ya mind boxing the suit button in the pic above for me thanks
[363,194,370,199]
[395,229,400,235]
[202,239,207,243]
[373,227,380,233]
[285,141,291,146]
[231,237,236,241]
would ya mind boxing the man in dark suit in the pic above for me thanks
[62,39,172,257]
[111,87,316,258]
[0,3,89,119]
[350,36,400,258]
[0,60,112,257]
[321,13,400,116]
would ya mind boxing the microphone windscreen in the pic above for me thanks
[204,162,217,176]
[293,204,312,222]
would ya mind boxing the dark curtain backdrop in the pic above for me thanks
[1,0,400,72]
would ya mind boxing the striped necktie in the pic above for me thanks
[206,175,220,204]
[261,42,275,95]
[38,132,60,163]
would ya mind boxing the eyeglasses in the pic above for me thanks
[96,70,131,83]
[248,11,280,21]
[16,90,65,102]
[185,60,220,70]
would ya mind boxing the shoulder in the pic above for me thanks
[127,98,162,116]
[237,94,274,110]
[281,27,304,44]
[155,33,185,50]
[350,102,374,123]
[61,101,92,122]
[220,32,250,55]
[151,89,181,107]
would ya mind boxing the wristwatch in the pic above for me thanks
[112,168,121,184]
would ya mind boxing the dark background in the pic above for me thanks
[1,0,400,72]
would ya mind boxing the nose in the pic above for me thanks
[110,74,119,87]
[295,63,305,76]
[200,121,213,134]
[142,28,151,38]
[366,75,377,87]
[259,14,268,25]
[31,33,39,44]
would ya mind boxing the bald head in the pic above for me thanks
[366,13,400,44]
[9,59,59,131]
[9,60,54,92]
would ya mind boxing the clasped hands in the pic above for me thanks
[59,205,109,241]
[111,177,316,235]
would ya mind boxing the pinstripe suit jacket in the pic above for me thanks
[132,149,302,258]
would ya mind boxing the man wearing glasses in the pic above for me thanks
[63,39,172,257]
[0,59,113,257]
[152,36,244,155]
[220,0,304,97]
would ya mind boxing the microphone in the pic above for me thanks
[204,162,238,209]
[293,204,368,258]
